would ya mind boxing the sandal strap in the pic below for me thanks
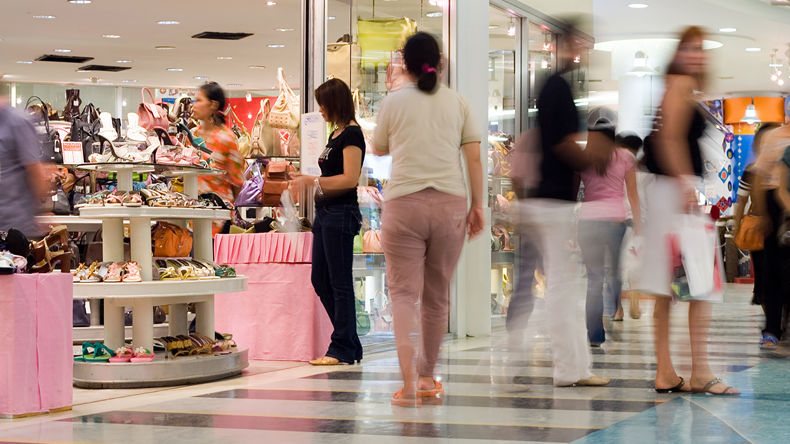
[702,378,724,392]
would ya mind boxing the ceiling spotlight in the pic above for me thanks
[157,20,180,25]
[275,28,295,32]
[746,47,761,52]
[268,44,285,48]
[217,56,233,60]
[719,27,736,33]
[780,79,786,86]
[772,74,778,81]
[507,19,516,37]
[102,34,121,39]
[266,1,277,5]
[166,68,184,72]
[628,3,648,8]
[68,0,92,4]
[116,60,132,63]
[32,15,57,19]
[155,45,176,50]
[246,92,252,102]
[122,80,136,83]
[16,61,33,64]
[54,48,72,53]
[327,16,336,20]
[194,75,208,80]
[249,65,266,69]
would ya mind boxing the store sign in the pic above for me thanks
[300,112,326,177]
[62,141,84,165]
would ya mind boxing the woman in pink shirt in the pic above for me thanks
[578,117,641,346]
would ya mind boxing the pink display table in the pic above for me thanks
[0,273,73,417]
[214,233,333,361]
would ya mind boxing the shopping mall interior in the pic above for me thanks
[0,0,789,443]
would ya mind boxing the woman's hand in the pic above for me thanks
[467,206,485,239]
[288,175,316,201]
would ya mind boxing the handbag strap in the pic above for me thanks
[25,96,52,133]
[142,88,156,105]
[261,98,272,117]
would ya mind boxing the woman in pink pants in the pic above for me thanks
[372,32,485,407]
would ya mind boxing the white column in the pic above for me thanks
[132,297,154,352]
[129,217,153,281]
[168,303,189,336]
[102,217,126,348]
[195,296,215,338]
[193,219,213,262]
[449,0,492,338]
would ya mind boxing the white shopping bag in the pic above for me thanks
[675,214,724,302]
[619,226,643,290]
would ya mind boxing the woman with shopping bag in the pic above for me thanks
[638,27,738,396]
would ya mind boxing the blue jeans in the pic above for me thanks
[578,219,626,344]
[311,204,363,363]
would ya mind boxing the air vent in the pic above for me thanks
[192,31,253,40]
[78,64,132,72]
[35,54,94,63]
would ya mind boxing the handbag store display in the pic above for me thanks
[262,160,296,206]
[69,103,105,162]
[137,88,170,132]
[267,68,300,131]
[63,88,82,122]
[251,99,278,157]
[227,107,252,158]
[357,17,417,66]
[25,96,63,164]
[236,162,265,207]
[152,221,193,257]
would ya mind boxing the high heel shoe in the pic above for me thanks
[30,225,72,273]
[177,122,212,155]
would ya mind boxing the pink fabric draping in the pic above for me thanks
[215,263,332,361]
[0,273,72,416]
[214,232,313,265]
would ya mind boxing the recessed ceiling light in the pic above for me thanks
[194,75,208,80]
[275,28,295,32]
[217,56,233,60]
[746,47,761,52]
[628,3,648,8]
[16,61,33,64]
[68,0,92,4]
[719,27,736,33]
[54,49,72,53]
[157,20,180,25]
[102,34,121,39]
[116,60,133,63]
[122,79,136,83]
[426,12,442,18]
[266,1,277,5]
[155,45,176,50]
[227,83,242,87]
[268,44,285,48]
[328,16,336,20]
[249,65,267,70]
[167,68,184,72]
[33,15,56,19]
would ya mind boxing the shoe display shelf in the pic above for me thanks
[72,162,249,388]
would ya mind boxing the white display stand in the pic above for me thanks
[71,163,248,388]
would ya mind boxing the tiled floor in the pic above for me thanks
[1,284,788,443]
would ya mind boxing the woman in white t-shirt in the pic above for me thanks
[373,32,484,407]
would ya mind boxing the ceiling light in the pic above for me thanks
[16,61,33,64]
[719,27,736,33]
[426,12,442,18]
[507,19,516,37]
[246,92,252,102]
[779,79,786,86]
[489,25,499,30]
[33,15,56,19]
[68,0,92,4]
[194,76,208,80]
[54,49,72,53]
[266,1,277,5]
[102,34,120,39]
[122,79,136,83]
[275,28,295,32]
[772,74,778,81]
[628,3,648,8]
[741,100,761,125]
[228,83,242,87]
[328,16,336,20]
[155,45,176,50]
[217,56,232,60]
[166,68,184,72]
[249,65,266,69]
[115,59,132,63]
[157,20,180,25]
[746,47,761,52]
[268,44,285,48]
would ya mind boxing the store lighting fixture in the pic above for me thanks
[426,12,442,18]
[68,0,92,4]
[217,56,232,60]
[166,68,184,72]
[155,45,176,50]
[122,80,136,83]
[780,79,786,86]
[157,20,180,25]
[245,92,252,102]
[275,28,294,32]
[628,3,648,8]
[266,1,277,5]
[194,76,208,80]
[573,55,581,64]
[268,44,285,48]
[228,83,242,87]
[507,19,516,37]
[249,65,266,69]
[33,15,56,19]
[746,47,761,52]
[103,34,121,39]
[16,61,33,64]
[489,25,499,30]
[629,51,654,77]
[116,60,132,63]
[54,49,72,53]
[719,27,737,33]
[327,16,336,20]
[741,99,761,125]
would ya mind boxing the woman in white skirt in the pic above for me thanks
[639,26,738,396]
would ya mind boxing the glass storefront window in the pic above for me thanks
[527,22,557,129]
[325,0,446,343]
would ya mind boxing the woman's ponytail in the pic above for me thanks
[404,32,441,93]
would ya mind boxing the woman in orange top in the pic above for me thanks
[193,82,243,204]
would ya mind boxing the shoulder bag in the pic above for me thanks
[236,162,264,207]
[26,96,63,163]
[267,68,300,130]
[251,99,277,156]
[138,88,170,131]
[735,208,764,251]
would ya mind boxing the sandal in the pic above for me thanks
[104,262,124,282]
[655,376,690,393]
[123,261,143,282]
[76,342,115,362]
[417,379,444,398]
[109,346,134,363]
[692,379,739,396]
[760,333,778,349]
[391,389,421,407]
[130,347,155,363]
[104,191,125,207]
[122,192,143,207]
[309,356,351,366]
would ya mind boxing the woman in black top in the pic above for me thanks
[291,78,365,365]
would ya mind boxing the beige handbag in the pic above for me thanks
[267,68,300,130]
[227,107,252,158]
[251,99,277,157]
[327,42,361,90]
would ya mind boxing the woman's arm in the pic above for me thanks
[625,168,641,235]
[291,146,363,192]
[463,142,485,238]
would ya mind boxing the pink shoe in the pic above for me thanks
[123,261,143,282]
[104,262,124,282]
[109,346,134,363]
[130,347,155,362]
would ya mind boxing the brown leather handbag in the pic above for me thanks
[262,160,296,206]
[152,222,193,257]
[735,214,764,251]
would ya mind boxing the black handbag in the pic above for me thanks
[70,103,103,162]
[26,96,63,163]
[52,188,71,215]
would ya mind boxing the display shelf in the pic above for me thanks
[74,277,247,302]
[73,324,171,344]
[78,206,230,220]
[75,162,223,176]
[36,215,103,232]
[73,348,249,389]
[491,250,515,266]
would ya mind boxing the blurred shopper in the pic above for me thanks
[618,132,647,319]
[194,82,243,204]
[290,78,365,365]
[373,32,484,405]
[519,26,611,387]
[640,27,738,395]
[578,112,640,345]
[0,80,50,237]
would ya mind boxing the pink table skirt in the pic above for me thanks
[214,232,313,265]
[215,263,332,361]
[0,273,73,416]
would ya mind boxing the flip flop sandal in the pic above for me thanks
[122,193,143,207]
[104,192,125,207]
[391,389,421,407]
[309,356,351,365]
[692,379,739,396]
[655,376,690,393]
[74,342,95,362]
[130,347,155,363]
[760,334,778,349]
[215,265,236,278]
[83,343,116,362]
[417,379,444,397]
[109,346,134,363]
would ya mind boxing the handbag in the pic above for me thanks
[236,162,264,207]
[267,68,300,130]
[152,221,193,257]
[251,99,277,156]
[227,107,252,157]
[137,88,169,131]
[357,17,418,66]
[326,41,362,91]
[262,160,296,206]
[69,103,103,162]
[363,229,383,253]
[26,96,63,163]
[63,88,82,122]
[735,213,764,251]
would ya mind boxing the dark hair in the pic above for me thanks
[314,78,356,126]
[403,32,440,93]
[616,132,643,153]
[754,122,780,155]
[199,81,227,126]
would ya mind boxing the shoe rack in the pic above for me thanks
[71,162,249,388]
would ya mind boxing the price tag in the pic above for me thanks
[62,141,85,164]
